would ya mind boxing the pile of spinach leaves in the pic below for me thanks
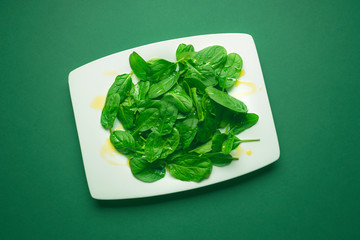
[101,44,259,183]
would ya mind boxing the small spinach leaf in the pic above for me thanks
[147,58,176,82]
[130,157,166,183]
[205,87,248,113]
[203,153,235,167]
[148,72,179,99]
[145,131,164,162]
[193,45,227,70]
[133,108,159,134]
[117,104,135,130]
[151,101,178,135]
[229,113,259,135]
[129,52,150,80]
[160,128,180,159]
[110,130,136,155]
[176,116,199,149]
[167,154,212,182]
[101,93,120,129]
[218,53,243,89]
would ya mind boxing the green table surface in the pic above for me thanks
[1,0,360,239]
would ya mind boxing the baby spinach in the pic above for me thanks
[147,58,177,82]
[205,86,248,113]
[101,93,120,129]
[160,128,180,159]
[151,100,178,135]
[130,157,166,182]
[110,130,136,155]
[163,84,193,113]
[203,153,236,167]
[193,45,227,70]
[148,72,179,99]
[229,113,259,135]
[117,104,135,130]
[133,108,159,134]
[100,43,260,183]
[129,52,150,80]
[131,80,150,107]
[145,131,164,162]
[167,154,212,182]
[219,53,243,89]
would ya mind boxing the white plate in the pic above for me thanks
[69,33,280,200]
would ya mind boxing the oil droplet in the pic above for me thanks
[246,150,252,156]
[103,71,119,76]
[232,146,244,158]
[91,95,106,110]
[238,69,245,78]
[100,138,128,166]
[232,81,257,97]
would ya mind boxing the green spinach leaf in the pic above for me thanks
[218,53,243,89]
[145,131,164,162]
[167,154,212,182]
[148,72,179,99]
[205,87,248,113]
[129,52,150,80]
[229,113,259,135]
[110,130,136,155]
[130,157,166,182]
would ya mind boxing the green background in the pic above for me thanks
[1,0,359,239]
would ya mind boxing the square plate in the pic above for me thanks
[69,33,280,200]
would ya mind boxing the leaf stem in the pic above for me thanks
[240,139,260,143]
[136,150,145,155]
[224,124,230,134]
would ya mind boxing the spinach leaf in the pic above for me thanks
[148,72,179,99]
[130,157,166,183]
[106,73,133,102]
[163,84,193,113]
[133,108,159,134]
[110,130,136,155]
[129,52,150,80]
[176,116,199,149]
[131,80,150,107]
[184,63,217,92]
[205,87,248,113]
[193,45,227,70]
[189,140,212,154]
[101,73,133,129]
[160,128,180,159]
[203,153,236,167]
[145,131,164,162]
[101,93,120,129]
[151,100,178,135]
[189,88,204,121]
[195,111,218,144]
[147,58,177,82]
[117,104,135,130]
[218,53,243,89]
[167,154,212,182]
[211,131,228,153]
[176,43,195,60]
[222,134,235,154]
[229,113,259,135]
